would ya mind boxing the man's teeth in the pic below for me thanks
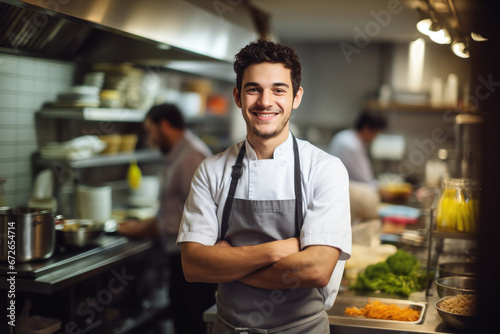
[254,113,276,117]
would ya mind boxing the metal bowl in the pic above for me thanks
[436,276,477,298]
[438,261,477,278]
[435,296,475,330]
[56,219,104,247]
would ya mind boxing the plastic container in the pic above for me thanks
[99,89,121,108]
[99,134,122,155]
[119,134,138,152]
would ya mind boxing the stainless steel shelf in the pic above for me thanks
[34,149,164,169]
[38,107,147,122]
[431,230,476,240]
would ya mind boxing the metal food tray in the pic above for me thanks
[327,296,427,324]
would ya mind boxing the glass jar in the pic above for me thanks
[435,178,479,233]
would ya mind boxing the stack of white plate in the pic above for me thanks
[83,72,105,89]
[54,85,100,107]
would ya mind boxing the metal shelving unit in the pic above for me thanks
[425,205,477,296]
[38,107,147,122]
[34,149,164,169]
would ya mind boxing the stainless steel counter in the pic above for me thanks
[0,235,154,294]
[203,288,458,334]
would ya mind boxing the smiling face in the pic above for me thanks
[234,62,303,144]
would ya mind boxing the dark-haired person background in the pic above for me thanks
[327,109,387,189]
[327,109,387,223]
[119,103,217,333]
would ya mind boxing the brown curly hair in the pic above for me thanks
[233,39,302,97]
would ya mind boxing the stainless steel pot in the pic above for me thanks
[56,219,104,247]
[0,207,56,262]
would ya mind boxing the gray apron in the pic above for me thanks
[213,135,329,334]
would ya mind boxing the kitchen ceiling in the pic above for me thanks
[249,0,481,43]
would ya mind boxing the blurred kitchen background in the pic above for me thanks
[0,0,487,206]
[0,0,499,333]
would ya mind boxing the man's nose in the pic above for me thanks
[257,90,273,108]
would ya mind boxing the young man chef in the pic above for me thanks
[177,40,352,333]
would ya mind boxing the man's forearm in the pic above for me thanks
[239,245,340,289]
[181,238,300,283]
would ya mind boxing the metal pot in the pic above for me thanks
[0,207,56,262]
[56,219,105,247]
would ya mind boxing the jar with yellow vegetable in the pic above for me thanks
[435,178,479,233]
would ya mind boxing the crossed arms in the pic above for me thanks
[181,239,340,289]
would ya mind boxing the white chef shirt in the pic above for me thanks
[328,129,377,188]
[177,132,352,309]
[157,130,212,253]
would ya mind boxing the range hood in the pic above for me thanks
[0,0,259,63]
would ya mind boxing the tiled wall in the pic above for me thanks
[0,52,76,206]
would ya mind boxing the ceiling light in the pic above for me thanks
[416,18,432,35]
[415,6,443,37]
[471,32,488,42]
[429,28,451,44]
[451,41,470,58]
[417,18,444,37]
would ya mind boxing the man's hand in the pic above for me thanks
[239,245,340,290]
[275,237,300,260]
[118,218,158,238]
[118,220,142,236]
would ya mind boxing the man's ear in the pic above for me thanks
[293,87,304,109]
[233,87,242,108]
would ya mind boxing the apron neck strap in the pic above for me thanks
[292,133,303,237]
[220,142,246,239]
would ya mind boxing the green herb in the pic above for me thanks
[350,249,430,297]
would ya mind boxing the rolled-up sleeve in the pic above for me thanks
[300,152,352,260]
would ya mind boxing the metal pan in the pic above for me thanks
[327,296,427,324]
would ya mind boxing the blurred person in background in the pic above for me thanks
[328,109,387,223]
[328,109,386,188]
[119,103,217,334]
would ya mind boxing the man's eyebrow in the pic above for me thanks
[242,82,290,88]
[243,82,260,88]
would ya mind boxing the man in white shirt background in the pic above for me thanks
[328,109,387,189]
[328,109,388,223]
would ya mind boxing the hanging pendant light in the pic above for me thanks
[416,18,433,35]
[429,28,451,44]
[451,39,470,58]
[471,32,488,42]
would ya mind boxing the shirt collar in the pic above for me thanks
[244,131,293,161]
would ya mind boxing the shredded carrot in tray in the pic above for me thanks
[345,300,421,322]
